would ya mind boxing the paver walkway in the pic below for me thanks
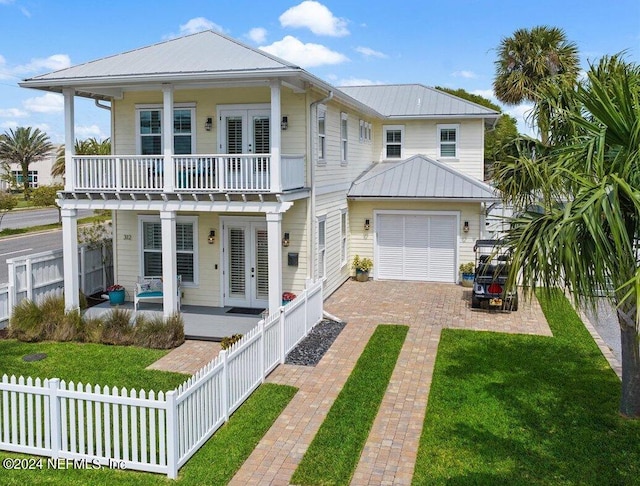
[230,280,552,485]
[146,340,221,374]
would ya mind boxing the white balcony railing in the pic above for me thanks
[71,154,305,193]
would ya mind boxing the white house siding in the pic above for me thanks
[348,200,483,281]
[281,199,309,295]
[112,87,307,161]
[316,190,350,296]
[373,118,485,180]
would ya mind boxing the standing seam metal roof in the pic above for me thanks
[348,155,498,200]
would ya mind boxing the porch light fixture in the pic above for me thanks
[463,221,470,233]
[208,230,216,244]
[281,116,288,130]
[282,232,290,247]
[364,219,370,231]
[205,117,213,131]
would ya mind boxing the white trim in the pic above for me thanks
[383,124,404,160]
[340,208,348,268]
[316,215,327,281]
[359,119,365,143]
[373,209,460,282]
[437,123,459,160]
[340,112,348,166]
[138,215,199,287]
[135,104,196,155]
[317,104,326,165]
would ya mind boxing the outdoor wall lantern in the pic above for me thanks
[282,232,290,247]
[281,116,288,130]
[208,230,216,244]
[364,219,370,231]
[463,221,470,233]
[205,117,213,131]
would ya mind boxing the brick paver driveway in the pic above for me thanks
[231,280,551,485]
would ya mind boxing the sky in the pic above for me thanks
[0,0,638,143]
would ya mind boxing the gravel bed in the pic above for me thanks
[285,319,346,366]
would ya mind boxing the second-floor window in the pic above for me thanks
[438,124,459,158]
[340,112,348,165]
[137,104,195,155]
[384,125,404,159]
[317,105,326,163]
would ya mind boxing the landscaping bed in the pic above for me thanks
[285,319,346,366]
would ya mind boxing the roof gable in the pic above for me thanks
[339,84,499,118]
[24,30,300,83]
[348,155,498,201]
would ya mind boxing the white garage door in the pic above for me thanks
[376,213,457,282]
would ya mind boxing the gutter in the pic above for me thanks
[308,89,333,281]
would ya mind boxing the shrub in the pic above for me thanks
[83,316,104,343]
[133,313,185,349]
[100,308,134,345]
[352,254,373,272]
[9,299,44,341]
[221,334,243,350]
[51,309,85,342]
[39,295,66,338]
[459,262,475,274]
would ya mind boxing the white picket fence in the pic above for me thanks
[0,242,112,327]
[0,280,323,478]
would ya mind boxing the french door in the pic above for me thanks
[223,220,269,308]
[219,109,270,155]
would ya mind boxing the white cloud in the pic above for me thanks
[260,36,348,67]
[0,121,18,130]
[0,0,15,5]
[279,1,349,37]
[179,17,224,35]
[505,103,536,136]
[23,93,63,113]
[452,70,478,79]
[0,54,71,80]
[471,89,496,100]
[337,77,385,86]
[247,27,267,44]
[0,108,28,117]
[355,46,387,59]
[75,124,107,140]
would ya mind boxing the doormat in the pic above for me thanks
[226,307,265,315]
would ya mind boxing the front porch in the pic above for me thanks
[84,301,262,340]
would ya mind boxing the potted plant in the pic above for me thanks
[459,262,475,287]
[282,292,296,306]
[352,255,373,282]
[106,284,125,305]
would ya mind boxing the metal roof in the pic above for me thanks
[338,84,499,119]
[23,31,299,83]
[348,155,499,201]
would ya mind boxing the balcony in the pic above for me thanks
[71,154,305,194]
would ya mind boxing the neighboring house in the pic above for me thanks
[0,146,63,191]
[19,31,499,330]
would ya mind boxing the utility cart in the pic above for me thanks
[471,239,518,311]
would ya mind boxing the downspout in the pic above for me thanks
[308,90,334,282]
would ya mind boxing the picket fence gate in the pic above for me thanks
[0,280,323,478]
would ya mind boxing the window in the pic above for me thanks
[317,217,326,280]
[317,105,326,163]
[137,104,195,155]
[438,124,459,158]
[383,125,404,159]
[366,122,372,143]
[12,170,38,188]
[140,216,198,284]
[340,112,348,164]
[359,119,365,143]
[340,210,348,267]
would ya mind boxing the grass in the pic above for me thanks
[413,289,640,485]
[292,324,408,486]
[0,340,187,391]
[0,213,110,238]
[0,383,297,485]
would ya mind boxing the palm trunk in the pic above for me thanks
[617,308,640,417]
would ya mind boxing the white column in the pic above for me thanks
[162,85,175,192]
[160,210,178,317]
[269,80,282,193]
[266,212,283,313]
[62,88,75,192]
[61,208,79,311]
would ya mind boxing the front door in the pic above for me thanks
[224,220,269,308]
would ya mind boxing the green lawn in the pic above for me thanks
[0,383,297,485]
[0,340,187,391]
[413,289,640,485]
[292,324,409,486]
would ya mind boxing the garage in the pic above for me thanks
[375,212,457,282]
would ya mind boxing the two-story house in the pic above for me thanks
[19,31,499,332]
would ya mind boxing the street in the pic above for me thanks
[0,208,94,230]
[0,231,63,284]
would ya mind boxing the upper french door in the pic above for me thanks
[219,108,270,154]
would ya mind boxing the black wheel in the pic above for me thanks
[471,295,481,309]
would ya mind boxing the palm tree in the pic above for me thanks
[494,55,640,417]
[493,26,580,144]
[52,137,111,178]
[0,127,53,200]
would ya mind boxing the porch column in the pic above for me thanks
[160,210,178,317]
[266,212,283,313]
[269,80,282,193]
[61,208,79,311]
[62,88,75,192]
[162,85,175,192]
